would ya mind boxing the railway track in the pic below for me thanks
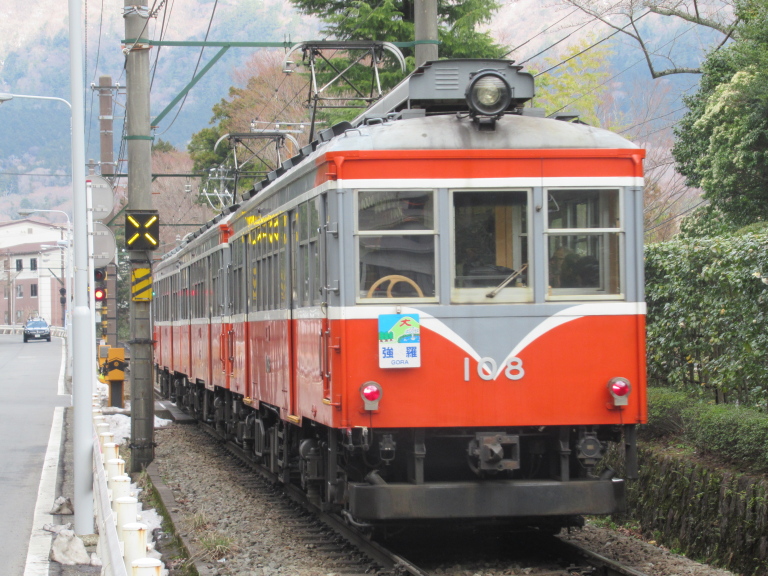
[198,420,429,576]
[150,400,651,576]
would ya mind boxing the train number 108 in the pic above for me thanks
[464,357,525,382]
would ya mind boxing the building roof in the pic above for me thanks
[0,242,60,256]
[0,218,65,231]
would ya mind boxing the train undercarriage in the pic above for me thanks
[158,369,635,531]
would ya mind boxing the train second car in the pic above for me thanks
[154,59,647,530]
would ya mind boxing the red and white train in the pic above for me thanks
[154,59,646,530]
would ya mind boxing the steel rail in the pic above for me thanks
[196,418,431,576]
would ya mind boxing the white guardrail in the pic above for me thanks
[0,324,66,338]
[92,402,164,576]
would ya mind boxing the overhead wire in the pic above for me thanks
[157,0,220,135]
[538,1,732,118]
[645,199,706,233]
[517,8,614,66]
[542,10,706,119]
[532,10,650,76]
[150,0,175,91]
[85,0,106,159]
[503,8,581,58]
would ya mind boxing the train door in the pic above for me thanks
[213,245,231,391]
[290,196,328,421]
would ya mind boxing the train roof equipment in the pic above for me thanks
[177,58,636,255]
[352,59,536,127]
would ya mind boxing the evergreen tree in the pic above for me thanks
[289,0,507,123]
[291,0,506,66]
[672,0,768,226]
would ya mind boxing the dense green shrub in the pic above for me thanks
[684,403,768,470]
[645,234,768,406]
[644,388,768,472]
[643,387,689,438]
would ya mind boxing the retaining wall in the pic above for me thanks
[623,447,768,576]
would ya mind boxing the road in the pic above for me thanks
[0,333,68,576]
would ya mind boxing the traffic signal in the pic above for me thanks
[125,210,160,251]
[59,287,66,305]
[94,267,107,302]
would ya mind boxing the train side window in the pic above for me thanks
[546,188,622,299]
[357,190,437,301]
[451,190,531,304]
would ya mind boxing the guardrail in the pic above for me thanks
[0,324,66,338]
[92,402,164,576]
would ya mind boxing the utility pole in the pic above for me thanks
[414,0,438,66]
[124,0,155,471]
[99,76,115,178]
[97,75,118,347]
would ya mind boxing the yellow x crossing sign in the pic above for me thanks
[125,210,160,251]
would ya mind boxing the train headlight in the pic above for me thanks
[607,377,631,407]
[360,381,383,411]
[465,71,512,117]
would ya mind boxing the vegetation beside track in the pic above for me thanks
[606,389,768,575]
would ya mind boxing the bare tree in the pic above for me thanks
[617,79,701,240]
[151,149,214,251]
[560,0,738,78]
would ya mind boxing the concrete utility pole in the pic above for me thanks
[414,0,438,66]
[67,0,94,535]
[97,76,118,347]
[99,76,115,178]
[124,0,155,471]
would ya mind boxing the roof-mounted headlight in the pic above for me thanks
[465,71,512,118]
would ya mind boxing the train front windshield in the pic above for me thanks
[356,187,624,302]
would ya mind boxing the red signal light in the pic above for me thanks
[362,385,381,402]
[610,380,630,397]
[94,288,107,302]
[607,377,631,407]
[360,381,383,410]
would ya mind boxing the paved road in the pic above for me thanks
[0,334,68,576]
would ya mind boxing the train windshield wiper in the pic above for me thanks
[486,264,528,298]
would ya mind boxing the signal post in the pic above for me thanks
[124,0,156,472]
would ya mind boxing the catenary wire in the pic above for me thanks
[503,8,581,58]
[645,199,706,233]
[157,0,219,135]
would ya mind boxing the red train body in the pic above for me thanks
[154,59,646,528]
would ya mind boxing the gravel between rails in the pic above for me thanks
[152,422,739,576]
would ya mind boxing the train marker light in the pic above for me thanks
[466,70,512,118]
[360,381,383,410]
[607,377,631,407]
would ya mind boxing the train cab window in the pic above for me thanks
[357,190,437,301]
[546,189,622,299]
[452,190,531,304]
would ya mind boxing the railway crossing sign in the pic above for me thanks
[131,268,152,301]
[125,210,160,250]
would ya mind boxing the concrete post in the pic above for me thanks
[69,0,94,533]
[123,522,148,573]
[124,0,155,473]
[414,0,438,66]
[115,496,138,543]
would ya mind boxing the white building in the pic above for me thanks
[0,219,69,326]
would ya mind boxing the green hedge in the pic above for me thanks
[645,233,768,406]
[644,388,768,472]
